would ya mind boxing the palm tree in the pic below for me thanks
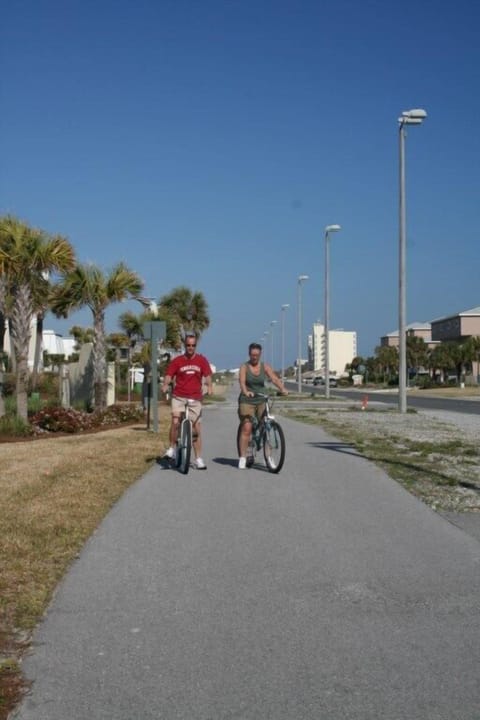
[374,345,399,384]
[428,343,454,384]
[0,215,75,420]
[69,325,95,350]
[50,262,143,409]
[464,336,480,384]
[406,336,428,380]
[118,311,145,401]
[158,286,210,349]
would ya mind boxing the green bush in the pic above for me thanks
[416,375,434,389]
[34,372,60,398]
[0,414,34,437]
[1,373,16,397]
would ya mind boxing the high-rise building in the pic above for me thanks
[312,323,357,376]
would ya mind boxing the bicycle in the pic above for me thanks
[174,398,197,474]
[236,393,286,473]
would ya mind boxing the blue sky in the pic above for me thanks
[1,0,479,370]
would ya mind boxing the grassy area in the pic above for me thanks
[281,405,480,513]
[407,385,480,398]
[0,412,169,718]
[0,387,229,718]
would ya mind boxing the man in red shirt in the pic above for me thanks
[161,332,213,469]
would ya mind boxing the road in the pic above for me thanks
[15,391,480,719]
[287,382,480,415]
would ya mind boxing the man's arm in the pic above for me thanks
[161,374,172,394]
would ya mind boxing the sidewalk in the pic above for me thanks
[14,396,480,719]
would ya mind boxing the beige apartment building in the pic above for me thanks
[381,307,480,347]
[380,322,433,348]
[430,306,480,341]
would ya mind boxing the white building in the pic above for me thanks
[3,318,76,370]
[311,322,357,376]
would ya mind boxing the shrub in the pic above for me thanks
[34,372,60,398]
[94,403,144,426]
[30,407,96,433]
[0,414,34,437]
[417,375,434,389]
[2,373,16,397]
[30,403,144,434]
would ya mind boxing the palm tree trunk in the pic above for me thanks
[11,284,33,421]
[93,310,107,409]
[0,308,6,417]
[31,312,44,391]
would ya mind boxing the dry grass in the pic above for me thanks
[0,413,169,718]
[407,385,480,398]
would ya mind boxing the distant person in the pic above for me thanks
[237,342,288,469]
[161,332,213,469]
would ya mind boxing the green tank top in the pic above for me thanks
[239,362,266,405]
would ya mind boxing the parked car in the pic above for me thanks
[313,376,337,387]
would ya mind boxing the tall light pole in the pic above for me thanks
[324,225,341,400]
[398,108,427,413]
[297,274,309,393]
[270,320,277,368]
[281,304,289,384]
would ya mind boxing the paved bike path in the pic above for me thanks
[15,395,480,719]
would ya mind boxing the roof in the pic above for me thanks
[383,322,431,337]
[431,306,480,323]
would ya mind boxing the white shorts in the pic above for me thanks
[171,396,202,424]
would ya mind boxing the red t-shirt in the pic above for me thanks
[166,353,212,400]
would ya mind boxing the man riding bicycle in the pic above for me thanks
[237,342,287,469]
[161,332,213,470]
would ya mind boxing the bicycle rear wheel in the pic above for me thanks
[178,419,192,474]
[237,423,255,467]
[263,420,285,473]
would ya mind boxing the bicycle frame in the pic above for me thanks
[175,398,196,474]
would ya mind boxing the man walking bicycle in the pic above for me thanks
[161,332,213,469]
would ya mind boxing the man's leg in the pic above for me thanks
[169,414,180,447]
[192,420,202,459]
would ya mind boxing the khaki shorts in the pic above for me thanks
[171,396,202,424]
[238,402,265,423]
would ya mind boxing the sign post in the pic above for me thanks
[142,321,166,433]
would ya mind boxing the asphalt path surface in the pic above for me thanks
[15,392,480,719]
[288,382,480,415]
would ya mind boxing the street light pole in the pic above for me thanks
[398,108,427,413]
[270,320,277,368]
[297,274,309,393]
[324,225,341,400]
[281,304,289,384]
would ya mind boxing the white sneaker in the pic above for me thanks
[238,457,246,469]
[195,457,207,470]
[164,447,176,460]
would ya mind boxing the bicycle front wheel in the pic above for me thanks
[178,419,192,474]
[263,420,285,473]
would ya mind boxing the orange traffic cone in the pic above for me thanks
[361,395,369,410]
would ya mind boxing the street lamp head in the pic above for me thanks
[402,108,427,119]
[282,304,290,310]
[399,108,427,126]
[271,320,277,326]
[325,224,341,234]
[298,274,309,282]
